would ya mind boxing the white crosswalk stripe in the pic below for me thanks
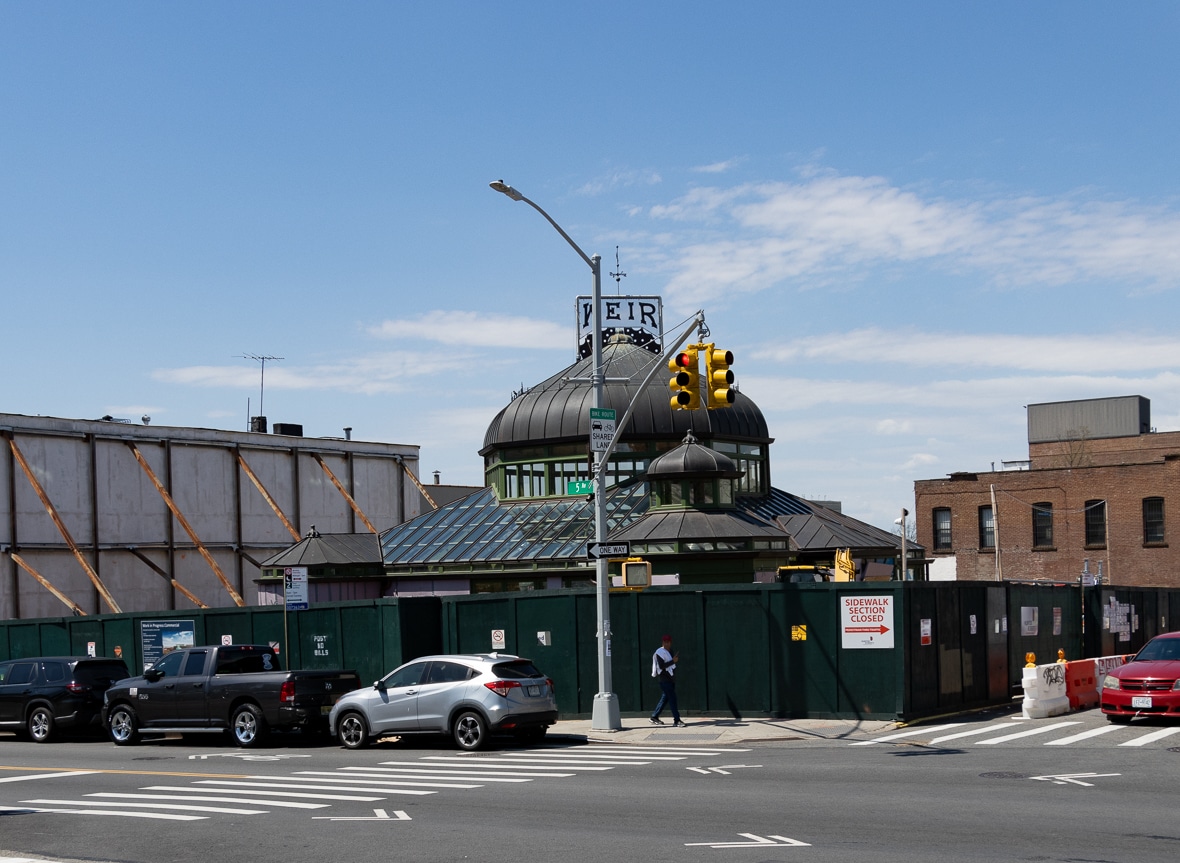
[976,721,1081,744]
[852,716,1180,748]
[1118,726,1180,747]
[0,743,756,823]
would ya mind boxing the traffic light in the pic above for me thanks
[703,344,735,409]
[668,346,700,410]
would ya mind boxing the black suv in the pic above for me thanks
[0,656,130,743]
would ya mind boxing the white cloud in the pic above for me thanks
[648,171,1180,304]
[874,418,913,435]
[692,158,745,174]
[367,311,569,349]
[576,170,663,196]
[152,349,486,396]
[902,453,939,470]
[751,328,1180,374]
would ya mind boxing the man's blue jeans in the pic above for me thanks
[652,679,680,722]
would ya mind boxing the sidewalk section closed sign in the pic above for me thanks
[840,595,895,649]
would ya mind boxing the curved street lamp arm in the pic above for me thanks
[489,180,595,271]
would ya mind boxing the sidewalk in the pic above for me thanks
[549,715,900,746]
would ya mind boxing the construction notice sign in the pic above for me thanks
[840,595,895,649]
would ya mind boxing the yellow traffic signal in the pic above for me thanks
[703,344,735,409]
[668,346,700,410]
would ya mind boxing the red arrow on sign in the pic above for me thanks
[845,625,890,634]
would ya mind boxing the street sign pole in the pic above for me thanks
[588,255,621,732]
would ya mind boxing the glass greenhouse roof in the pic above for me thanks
[379,483,651,567]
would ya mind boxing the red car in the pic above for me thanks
[1101,632,1180,723]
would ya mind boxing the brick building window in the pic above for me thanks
[1084,500,1106,547]
[978,505,995,549]
[932,507,952,550]
[1032,502,1054,548]
[1143,497,1165,545]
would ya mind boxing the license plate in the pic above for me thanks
[527,685,540,697]
[1132,696,1153,709]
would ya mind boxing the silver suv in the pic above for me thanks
[328,653,557,751]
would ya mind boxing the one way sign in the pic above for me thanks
[587,542,629,559]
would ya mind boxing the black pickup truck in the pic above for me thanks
[102,644,360,748]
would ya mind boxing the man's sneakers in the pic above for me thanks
[649,716,665,725]
[673,720,688,727]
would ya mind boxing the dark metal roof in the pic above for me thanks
[259,532,381,568]
[646,431,742,479]
[610,507,789,543]
[481,340,771,455]
[749,488,920,553]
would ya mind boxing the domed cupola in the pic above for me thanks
[646,430,744,482]
[480,335,774,501]
[481,336,770,453]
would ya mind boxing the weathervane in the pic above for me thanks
[610,246,627,293]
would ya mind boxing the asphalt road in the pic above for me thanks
[1,711,1178,863]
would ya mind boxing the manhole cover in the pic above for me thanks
[979,771,1030,780]
[132,756,174,762]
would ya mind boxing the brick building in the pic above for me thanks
[915,396,1180,587]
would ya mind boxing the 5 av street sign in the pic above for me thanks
[587,541,629,559]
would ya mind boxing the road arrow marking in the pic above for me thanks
[686,833,810,848]
[313,808,412,821]
[1030,772,1121,787]
[688,764,763,775]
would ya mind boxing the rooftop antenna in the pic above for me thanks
[237,354,283,419]
[610,246,626,294]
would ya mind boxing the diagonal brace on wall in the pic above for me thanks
[310,452,378,533]
[236,451,301,541]
[8,551,87,615]
[398,457,438,511]
[126,547,209,609]
[125,442,245,607]
[5,433,122,613]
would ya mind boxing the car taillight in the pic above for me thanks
[280,681,296,703]
[484,680,522,698]
[66,682,91,694]
[546,678,554,690]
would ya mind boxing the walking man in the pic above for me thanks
[650,634,686,726]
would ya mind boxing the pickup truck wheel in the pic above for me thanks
[231,704,268,748]
[108,705,140,745]
[453,711,487,751]
[28,705,56,743]
[338,712,370,750]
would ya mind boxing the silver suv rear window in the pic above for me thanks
[492,660,545,679]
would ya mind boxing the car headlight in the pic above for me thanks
[1173,680,1180,691]
[1102,676,1120,691]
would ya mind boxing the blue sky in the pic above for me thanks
[3,3,1179,531]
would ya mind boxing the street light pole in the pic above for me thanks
[490,180,621,731]
[894,508,909,581]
